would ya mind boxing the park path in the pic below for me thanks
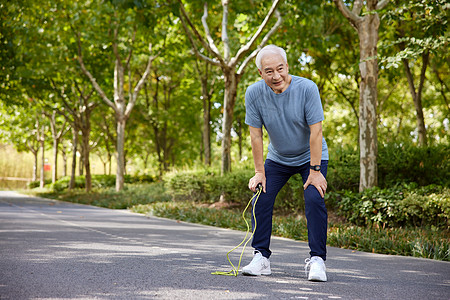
[0,191,449,299]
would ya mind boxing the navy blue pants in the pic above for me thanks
[251,159,328,261]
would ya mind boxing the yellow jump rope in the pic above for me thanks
[211,183,262,276]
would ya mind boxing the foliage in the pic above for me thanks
[327,183,449,228]
[327,224,449,261]
[27,181,168,209]
[130,197,448,261]
[327,143,450,192]
[378,143,450,187]
[163,168,253,203]
[380,0,449,68]
[29,174,155,191]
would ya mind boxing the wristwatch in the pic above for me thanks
[310,165,321,171]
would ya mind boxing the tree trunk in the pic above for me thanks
[69,126,78,190]
[78,144,84,176]
[52,139,58,183]
[61,143,67,177]
[236,116,243,161]
[39,126,45,188]
[202,79,211,166]
[108,152,112,175]
[333,0,388,192]
[82,128,92,192]
[357,13,379,192]
[32,152,37,182]
[402,51,429,146]
[116,117,126,191]
[221,70,239,175]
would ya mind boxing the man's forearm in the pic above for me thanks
[251,135,265,174]
[310,123,323,166]
[249,127,265,174]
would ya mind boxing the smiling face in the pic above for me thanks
[258,53,291,94]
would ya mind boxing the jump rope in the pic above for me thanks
[211,183,263,276]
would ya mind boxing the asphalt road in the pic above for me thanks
[0,191,449,300]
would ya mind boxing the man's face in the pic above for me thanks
[258,54,291,94]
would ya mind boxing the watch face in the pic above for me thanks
[311,165,321,171]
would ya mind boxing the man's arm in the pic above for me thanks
[304,121,327,197]
[249,125,266,192]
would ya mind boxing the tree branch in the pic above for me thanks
[112,22,125,105]
[178,0,225,65]
[126,44,158,118]
[201,2,222,59]
[352,0,363,15]
[232,0,283,69]
[402,58,417,100]
[417,50,429,100]
[237,8,283,74]
[333,0,362,29]
[72,24,116,112]
[221,0,231,61]
[376,0,390,10]
[179,10,221,66]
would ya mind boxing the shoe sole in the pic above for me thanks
[242,270,272,276]
[308,275,327,282]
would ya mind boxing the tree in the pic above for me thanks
[381,0,449,146]
[178,0,283,174]
[51,78,98,191]
[333,0,390,191]
[43,109,69,183]
[69,2,159,191]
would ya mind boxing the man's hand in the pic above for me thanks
[249,172,266,193]
[303,171,327,198]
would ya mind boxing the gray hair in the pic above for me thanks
[255,45,287,70]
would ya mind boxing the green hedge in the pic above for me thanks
[327,183,449,229]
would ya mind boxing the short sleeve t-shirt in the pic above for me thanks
[245,75,329,166]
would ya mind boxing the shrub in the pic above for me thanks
[38,174,156,191]
[327,143,450,191]
[28,179,52,189]
[327,146,360,192]
[327,183,449,228]
[163,168,253,203]
[378,143,450,187]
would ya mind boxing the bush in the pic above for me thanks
[327,146,360,192]
[327,143,450,191]
[163,168,309,212]
[378,143,450,187]
[327,183,449,228]
[40,174,156,191]
[163,168,253,203]
[28,179,52,189]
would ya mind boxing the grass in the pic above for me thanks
[25,182,449,262]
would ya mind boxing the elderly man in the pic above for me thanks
[242,44,329,282]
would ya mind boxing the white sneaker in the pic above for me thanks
[241,251,271,276]
[305,256,327,282]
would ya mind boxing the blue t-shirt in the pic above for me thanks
[245,75,329,166]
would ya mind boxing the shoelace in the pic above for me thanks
[211,185,263,276]
[304,258,312,277]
